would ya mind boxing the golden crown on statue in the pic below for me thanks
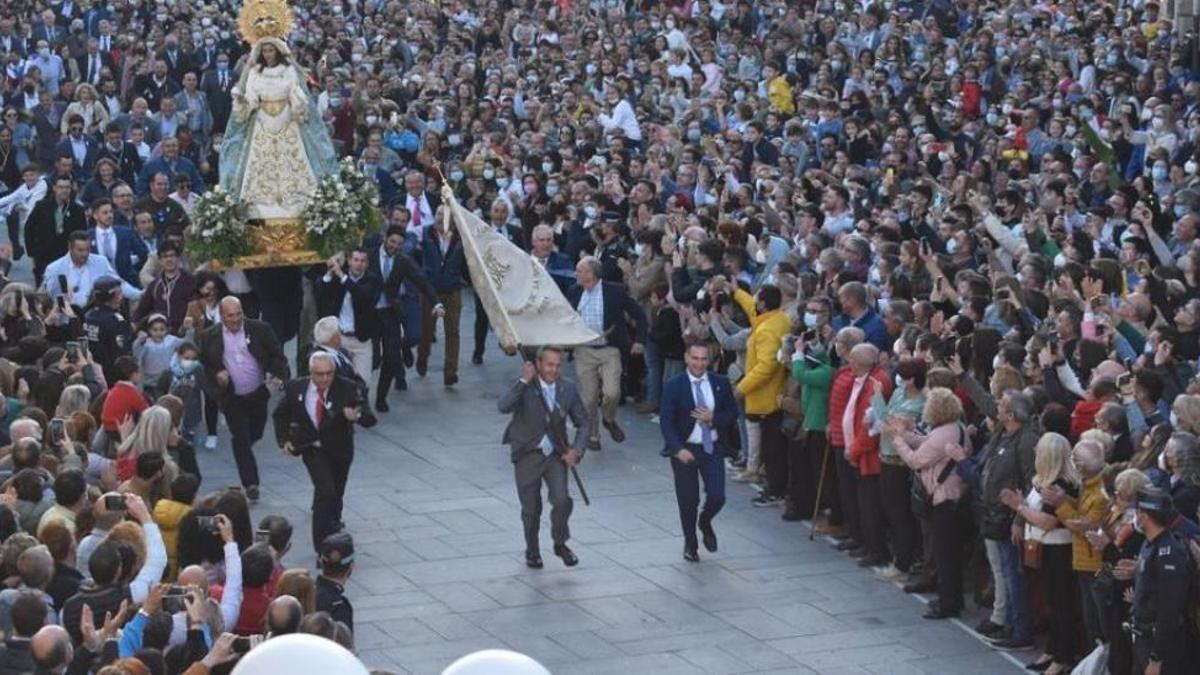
[237,0,293,45]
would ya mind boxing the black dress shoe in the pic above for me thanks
[923,605,961,620]
[835,539,862,552]
[856,555,888,568]
[683,548,700,562]
[602,419,626,443]
[472,354,484,365]
[525,552,543,569]
[375,399,390,413]
[553,544,578,567]
[1025,658,1053,672]
[444,375,458,387]
[403,348,415,368]
[245,485,260,503]
[698,517,718,552]
[416,360,428,377]
[395,378,408,392]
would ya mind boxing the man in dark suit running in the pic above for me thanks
[660,342,739,562]
[497,347,590,570]
[273,352,364,551]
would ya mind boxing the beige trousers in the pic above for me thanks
[573,346,622,441]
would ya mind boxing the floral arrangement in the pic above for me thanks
[184,186,253,266]
[300,158,381,258]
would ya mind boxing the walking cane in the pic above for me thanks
[809,440,831,541]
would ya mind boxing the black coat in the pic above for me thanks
[24,196,85,263]
[315,272,383,340]
[566,281,648,354]
[94,141,143,186]
[196,318,289,403]
[367,245,437,306]
[271,374,361,455]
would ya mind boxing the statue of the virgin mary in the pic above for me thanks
[219,0,337,221]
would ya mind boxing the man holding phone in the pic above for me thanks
[272,351,363,551]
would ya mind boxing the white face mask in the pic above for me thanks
[945,238,959,254]
[755,249,767,264]
[1171,411,1180,427]
[804,312,819,328]
[993,355,1003,370]
[1054,252,1068,268]
[634,243,645,257]
[895,374,904,388]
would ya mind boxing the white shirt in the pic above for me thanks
[597,99,642,141]
[407,192,433,228]
[0,180,47,225]
[1024,488,1073,545]
[843,375,868,451]
[686,373,719,444]
[96,226,116,263]
[306,381,330,427]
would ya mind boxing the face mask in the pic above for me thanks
[351,53,363,63]
[584,205,598,218]
[220,30,231,40]
[1065,124,1077,137]
[204,38,216,48]
[895,374,905,388]
[1153,165,1168,181]
[38,47,50,57]
[202,17,212,28]
[541,162,554,174]
[755,249,767,264]
[1152,117,1166,132]
[1052,98,1064,109]
[992,355,1003,370]
[945,238,959,254]
[687,128,701,141]
[1171,411,1180,427]
[449,170,464,182]
[1054,252,1068,268]
[986,112,999,126]
[365,115,379,126]
[814,260,826,275]
[448,133,462,146]
[546,184,560,197]
[877,297,889,313]
[1002,102,1014,115]
[482,168,495,180]
[179,358,198,370]
[585,63,597,75]
[1187,161,1199,175]
[330,97,342,108]
[361,163,377,174]
[829,59,843,72]
[869,266,882,284]
[733,90,746,102]
[497,177,510,188]
[804,312,820,328]
[1174,204,1189,219]
[1132,514,1144,534]
[634,243,645,257]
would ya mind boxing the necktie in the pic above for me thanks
[540,384,556,455]
[89,55,98,83]
[692,379,714,454]
[315,388,326,426]
[411,197,421,227]
[54,206,64,234]
[104,230,115,262]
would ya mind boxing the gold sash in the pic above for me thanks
[259,99,286,117]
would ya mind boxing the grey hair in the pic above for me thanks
[312,316,341,347]
[490,198,510,216]
[835,326,865,347]
[56,384,92,417]
[8,419,41,443]
[1169,432,1200,487]
[1004,390,1035,423]
[308,351,337,370]
[579,256,603,278]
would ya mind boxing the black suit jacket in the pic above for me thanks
[367,245,437,306]
[566,281,649,353]
[0,637,33,675]
[315,272,383,340]
[199,69,235,130]
[25,196,86,262]
[76,51,114,84]
[196,318,289,403]
[95,141,143,186]
[272,375,361,455]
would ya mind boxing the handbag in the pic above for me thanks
[1023,539,1043,569]
[910,424,963,519]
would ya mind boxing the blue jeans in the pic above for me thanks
[996,537,1032,642]
[644,341,664,408]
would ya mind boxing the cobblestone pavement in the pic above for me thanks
[188,302,1023,675]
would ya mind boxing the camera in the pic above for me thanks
[103,494,126,511]
[64,341,79,363]
[232,637,253,654]
[49,418,66,445]
[162,595,188,614]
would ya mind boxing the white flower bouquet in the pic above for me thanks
[185,186,253,266]
[299,158,381,258]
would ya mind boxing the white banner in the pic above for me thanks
[442,186,600,350]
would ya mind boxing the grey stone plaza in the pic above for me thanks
[194,304,1022,675]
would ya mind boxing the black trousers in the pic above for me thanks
[1043,544,1080,663]
[301,446,354,551]
[1097,578,1133,675]
[931,500,965,611]
[787,431,830,518]
[249,268,301,343]
[473,292,489,360]
[834,449,861,542]
[203,391,219,436]
[376,306,406,396]
[756,412,787,497]
[857,473,888,561]
[169,442,201,483]
[222,386,269,488]
[880,463,920,572]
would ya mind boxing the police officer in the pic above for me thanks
[83,276,133,377]
[315,532,355,633]
[1130,487,1196,675]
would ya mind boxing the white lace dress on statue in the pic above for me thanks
[235,63,316,219]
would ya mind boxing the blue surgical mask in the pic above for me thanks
[687,128,701,141]
[1153,165,1168,181]
[546,184,559,197]
[945,238,959,254]
[804,312,819,328]
[1174,204,1189,218]
[449,170,464,182]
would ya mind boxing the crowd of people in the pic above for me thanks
[1,0,1200,673]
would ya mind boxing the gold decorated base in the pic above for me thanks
[210,218,325,270]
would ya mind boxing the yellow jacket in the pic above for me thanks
[153,498,192,581]
[733,288,791,415]
[768,76,794,115]
[1055,474,1109,573]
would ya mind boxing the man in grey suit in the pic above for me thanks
[497,346,590,569]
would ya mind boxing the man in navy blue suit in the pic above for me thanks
[659,342,739,562]
[88,197,148,289]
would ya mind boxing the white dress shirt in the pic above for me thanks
[538,378,557,455]
[96,226,116,264]
[843,375,868,451]
[407,192,433,228]
[686,373,719,444]
[323,272,359,335]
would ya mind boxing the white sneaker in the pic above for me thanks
[205,435,218,450]
[873,564,906,581]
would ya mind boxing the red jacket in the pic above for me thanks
[212,584,271,635]
[847,368,893,477]
[100,381,148,431]
[827,367,855,447]
[1070,399,1104,443]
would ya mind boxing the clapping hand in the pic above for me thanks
[1039,484,1067,507]
[998,487,1024,510]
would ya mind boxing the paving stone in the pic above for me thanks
[177,297,1019,674]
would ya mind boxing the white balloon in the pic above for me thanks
[442,649,552,675]
[232,634,368,675]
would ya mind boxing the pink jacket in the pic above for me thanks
[894,422,965,505]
